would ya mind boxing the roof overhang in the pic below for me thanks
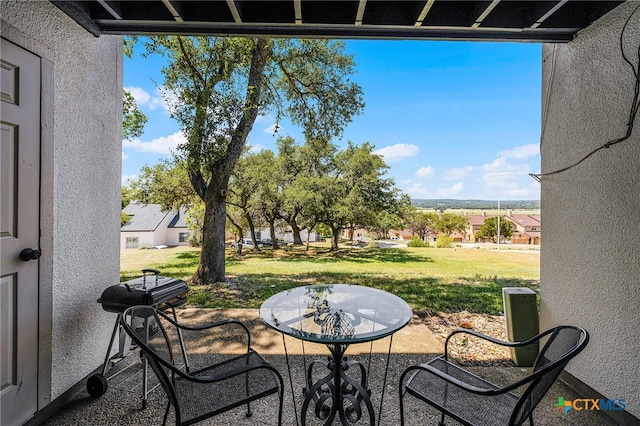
[49,1,626,43]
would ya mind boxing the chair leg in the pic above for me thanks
[245,369,252,417]
[438,412,447,426]
[277,387,284,426]
[399,385,406,426]
[529,415,534,426]
[162,402,171,426]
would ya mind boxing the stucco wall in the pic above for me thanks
[1,1,122,400]
[541,2,640,418]
[166,228,190,246]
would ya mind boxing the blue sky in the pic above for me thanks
[123,39,542,200]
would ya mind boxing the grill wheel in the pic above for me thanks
[87,374,108,398]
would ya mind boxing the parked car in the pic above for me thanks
[230,238,255,248]
[261,238,273,245]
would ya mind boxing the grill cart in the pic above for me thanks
[87,269,189,408]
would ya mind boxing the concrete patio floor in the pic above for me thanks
[41,309,620,426]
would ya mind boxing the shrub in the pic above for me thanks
[436,235,453,248]
[188,235,201,247]
[407,238,428,248]
[121,211,131,227]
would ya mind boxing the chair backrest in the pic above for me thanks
[510,325,589,425]
[121,306,186,418]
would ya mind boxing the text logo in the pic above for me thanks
[554,397,626,414]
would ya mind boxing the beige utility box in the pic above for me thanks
[502,287,539,367]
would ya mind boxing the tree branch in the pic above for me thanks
[189,170,207,201]
[176,37,205,87]
[225,39,273,174]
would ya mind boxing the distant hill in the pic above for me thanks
[411,199,540,210]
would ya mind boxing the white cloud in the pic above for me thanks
[502,184,540,198]
[263,123,282,135]
[125,86,151,105]
[256,114,281,134]
[405,182,432,198]
[415,166,435,179]
[125,86,174,115]
[481,166,541,200]
[248,144,265,153]
[122,131,186,155]
[436,182,464,197]
[122,151,128,160]
[445,166,473,180]
[374,143,419,163]
[121,174,137,185]
[155,86,178,114]
[482,156,508,173]
[255,114,272,123]
[499,143,539,160]
[482,160,529,183]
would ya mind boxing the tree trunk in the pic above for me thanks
[306,224,315,251]
[330,225,340,251]
[290,219,304,245]
[244,212,259,249]
[249,227,260,250]
[226,213,243,240]
[194,181,228,283]
[191,38,273,283]
[269,221,277,249]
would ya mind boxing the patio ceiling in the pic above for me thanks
[50,0,626,42]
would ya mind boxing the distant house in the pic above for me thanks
[120,203,192,249]
[504,215,541,245]
[465,215,488,242]
[242,227,319,244]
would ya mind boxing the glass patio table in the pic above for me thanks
[260,284,413,426]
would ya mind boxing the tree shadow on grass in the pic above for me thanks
[271,248,431,264]
[120,251,201,281]
[188,271,539,315]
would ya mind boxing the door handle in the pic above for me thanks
[20,248,42,261]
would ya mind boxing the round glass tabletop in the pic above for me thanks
[259,284,413,344]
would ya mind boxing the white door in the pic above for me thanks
[1,37,41,426]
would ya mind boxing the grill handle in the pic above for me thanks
[141,268,161,289]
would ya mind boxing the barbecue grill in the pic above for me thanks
[87,269,189,407]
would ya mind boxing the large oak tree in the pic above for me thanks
[144,37,364,283]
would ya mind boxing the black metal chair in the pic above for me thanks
[399,325,589,426]
[121,305,284,426]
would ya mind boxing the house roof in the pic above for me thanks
[168,208,189,228]
[466,215,487,226]
[121,203,172,232]
[49,1,625,43]
[505,214,541,227]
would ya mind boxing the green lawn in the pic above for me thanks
[120,245,539,315]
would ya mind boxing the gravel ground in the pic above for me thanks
[41,309,620,426]
[421,310,512,366]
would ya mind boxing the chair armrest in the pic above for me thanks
[402,363,501,396]
[176,318,251,335]
[157,310,252,348]
[444,327,553,360]
[189,361,283,385]
[402,360,537,396]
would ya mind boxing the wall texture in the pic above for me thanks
[541,2,640,418]
[1,1,122,400]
